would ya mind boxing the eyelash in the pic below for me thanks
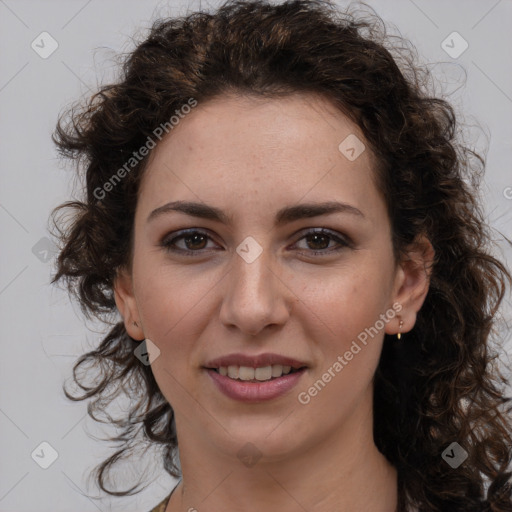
[160,228,351,257]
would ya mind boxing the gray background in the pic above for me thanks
[1,0,511,510]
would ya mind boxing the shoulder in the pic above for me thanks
[147,492,172,512]
[147,479,180,511]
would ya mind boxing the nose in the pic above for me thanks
[218,242,293,337]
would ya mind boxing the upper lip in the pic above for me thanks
[204,353,308,370]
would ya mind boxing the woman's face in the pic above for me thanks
[115,93,422,462]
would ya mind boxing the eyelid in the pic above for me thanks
[160,228,220,254]
[291,228,351,252]
[160,227,351,255]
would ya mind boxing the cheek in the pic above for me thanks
[133,263,213,407]
[132,257,233,402]
[298,265,392,401]
[134,258,215,335]
[295,276,390,418]
[305,264,392,345]
[135,249,392,352]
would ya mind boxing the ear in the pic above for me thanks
[385,234,435,336]
[113,266,145,340]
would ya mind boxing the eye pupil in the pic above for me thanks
[307,233,330,250]
[163,228,347,256]
[185,233,207,250]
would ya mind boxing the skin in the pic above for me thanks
[114,93,434,512]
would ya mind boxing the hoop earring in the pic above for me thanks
[397,318,404,340]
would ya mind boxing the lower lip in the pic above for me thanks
[205,368,307,402]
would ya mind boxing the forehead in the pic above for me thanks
[156,92,364,161]
[137,93,384,224]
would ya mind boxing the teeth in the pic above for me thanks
[227,365,239,379]
[216,364,296,381]
[239,366,255,380]
[255,366,272,380]
[271,364,283,377]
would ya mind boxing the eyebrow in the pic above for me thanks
[147,200,364,226]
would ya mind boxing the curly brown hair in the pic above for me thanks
[51,0,512,510]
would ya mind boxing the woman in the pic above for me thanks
[51,1,512,511]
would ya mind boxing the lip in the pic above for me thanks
[206,367,307,402]
[203,352,308,370]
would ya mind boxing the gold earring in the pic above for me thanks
[397,319,404,340]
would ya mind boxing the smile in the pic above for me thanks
[211,364,301,382]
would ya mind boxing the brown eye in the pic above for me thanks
[181,232,208,250]
[161,229,219,255]
[160,228,350,257]
[293,229,350,255]
[304,233,331,250]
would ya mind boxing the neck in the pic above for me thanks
[166,396,397,511]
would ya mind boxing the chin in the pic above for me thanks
[212,419,306,460]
